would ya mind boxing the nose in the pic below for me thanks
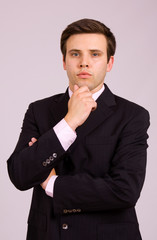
[79,55,89,68]
[80,64,88,68]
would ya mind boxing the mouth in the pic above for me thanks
[77,71,92,79]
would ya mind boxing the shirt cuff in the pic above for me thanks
[53,118,77,151]
[45,175,58,197]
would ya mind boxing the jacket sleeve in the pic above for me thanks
[53,107,150,215]
[7,103,66,191]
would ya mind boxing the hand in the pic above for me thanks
[40,168,56,190]
[64,85,97,131]
[28,137,56,190]
[28,137,37,146]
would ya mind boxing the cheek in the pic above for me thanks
[65,61,76,71]
[93,62,107,75]
[66,66,75,76]
[66,65,76,80]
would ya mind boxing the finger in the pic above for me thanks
[73,85,90,95]
[29,142,33,146]
[77,91,92,99]
[74,84,79,92]
[77,86,90,93]
[28,137,37,147]
[81,96,96,102]
[84,99,97,111]
[92,102,97,111]
[31,137,37,143]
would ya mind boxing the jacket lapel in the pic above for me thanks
[50,89,69,125]
[75,84,116,139]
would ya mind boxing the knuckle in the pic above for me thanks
[84,86,89,91]
[77,93,82,99]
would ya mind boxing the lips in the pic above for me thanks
[77,71,92,78]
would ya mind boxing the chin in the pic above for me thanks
[77,82,93,91]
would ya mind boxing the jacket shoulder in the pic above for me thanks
[24,93,66,119]
[114,94,149,116]
[33,93,64,105]
[28,93,65,110]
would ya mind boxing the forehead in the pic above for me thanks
[66,33,107,51]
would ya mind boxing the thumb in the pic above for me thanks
[74,84,79,92]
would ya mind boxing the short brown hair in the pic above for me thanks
[60,18,116,62]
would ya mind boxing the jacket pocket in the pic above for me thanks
[27,209,47,232]
[98,223,141,240]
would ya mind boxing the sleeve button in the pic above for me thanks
[43,162,47,166]
[46,159,50,164]
[49,156,54,161]
[53,153,57,158]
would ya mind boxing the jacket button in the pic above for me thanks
[62,223,68,230]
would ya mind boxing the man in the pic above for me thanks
[7,19,150,240]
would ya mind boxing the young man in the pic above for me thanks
[8,19,150,240]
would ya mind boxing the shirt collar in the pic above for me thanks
[68,85,105,101]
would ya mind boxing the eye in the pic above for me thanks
[72,52,79,57]
[92,53,99,57]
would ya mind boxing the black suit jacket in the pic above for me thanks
[7,84,150,240]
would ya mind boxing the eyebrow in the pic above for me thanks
[68,49,104,53]
[68,49,81,53]
[90,49,104,53]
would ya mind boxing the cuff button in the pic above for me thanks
[49,156,54,161]
[46,159,50,164]
[53,153,57,158]
[43,162,47,167]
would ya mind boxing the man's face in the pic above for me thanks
[63,33,114,93]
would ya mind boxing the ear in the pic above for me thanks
[63,55,66,70]
[106,56,114,72]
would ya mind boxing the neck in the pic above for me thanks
[90,83,104,94]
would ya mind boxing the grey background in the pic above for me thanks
[1,0,156,239]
